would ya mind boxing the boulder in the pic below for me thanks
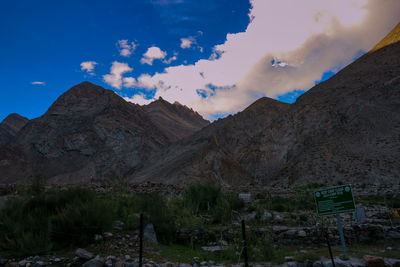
[75,248,94,260]
[386,258,400,267]
[82,257,105,267]
[363,255,385,267]
[201,246,224,252]
[387,231,400,239]
[144,223,158,244]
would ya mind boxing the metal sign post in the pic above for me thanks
[336,214,349,257]
[325,230,336,267]
[314,185,355,258]
[241,220,249,267]
[139,213,144,267]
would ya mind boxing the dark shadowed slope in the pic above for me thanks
[143,97,209,142]
[0,113,28,146]
[129,97,290,186]
[1,82,168,183]
[0,82,211,184]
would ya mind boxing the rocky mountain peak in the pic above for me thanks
[0,113,29,146]
[143,97,209,142]
[46,81,128,116]
[1,113,29,133]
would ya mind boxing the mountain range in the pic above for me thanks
[0,23,399,186]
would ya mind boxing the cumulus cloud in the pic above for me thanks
[123,94,153,105]
[180,37,196,48]
[31,81,46,85]
[103,61,133,89]
[117,40,137,57]
[131,0,400,119]
[141,46,167,65]
[80,61,97,75]
[122,77,138,88]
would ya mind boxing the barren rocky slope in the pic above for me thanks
[130,31,400,187]
[0,82,208,183]
[143,97,209,142]
[129,97,290,186]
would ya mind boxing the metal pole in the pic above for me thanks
[336,214,349,257]
[241,219,249,267]
[139,213,144,267]
[325,230,336,267]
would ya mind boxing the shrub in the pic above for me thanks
[183,183,221,213]
[182,183,244,224]
[0,187,115,256]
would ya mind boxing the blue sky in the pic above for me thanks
[1,0,399,121]
[0,0,250,121]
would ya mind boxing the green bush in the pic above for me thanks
[182,183,244,224]
[0,187,114,256]
[183,183,221,213]
[107,193,177,243]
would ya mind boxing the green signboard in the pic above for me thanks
[314,185,355,216]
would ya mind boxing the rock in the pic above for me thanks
[0,259,8,265]
[201,246,224,252]
[274,214,284,222]
[94,234,103,241]
[238,193,252,203]
[75,248,94,260]
[18,260,28,266]
[387,231,400,239]
[386,258,400,267]
[297,230,307,237]
[104,232,113,238]
[82,257,105,267]
[125,263,139,267]
[285,256,296,262]
[113,220,125,231]
[144,223,158,244]
[323,258,351,267]
[273,225,289,233]
[284,229,298,238]
[363,255,385,267]
[124,255,131,261]
[347,257,366,267]
[261,211,273,221]
[200,262,208,266]
[219,240,228,246]
[245,211,257,221]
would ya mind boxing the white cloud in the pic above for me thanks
[163,55,177,64]
[102,61,133,89]
[123,94,153,105]
[180,37,196,49]
[122,77,138,88]
[80,61,97,75]
[131,0,400,119]
[31,81,46,85]
[117,40,137,57]
[140,46,167,65]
